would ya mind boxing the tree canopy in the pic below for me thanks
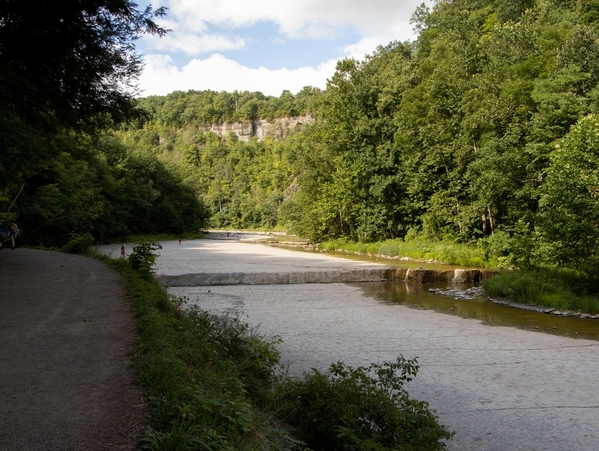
[1,1,210,244]
[0,0,167,132]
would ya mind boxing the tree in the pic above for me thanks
[539,114,599,272]
[0,0,167,132]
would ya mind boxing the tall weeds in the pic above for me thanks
[320,238,491,267]
[482,267,599,314]
[106,257,294,450]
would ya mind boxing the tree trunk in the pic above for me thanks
[487,206,494,235]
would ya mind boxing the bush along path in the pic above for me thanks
[107,242,452,450]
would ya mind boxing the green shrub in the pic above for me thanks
[128,241,159,279]
[63,233,94,254]
[106,260,298,451]
[276,357,453,451]
[477,231,513,267]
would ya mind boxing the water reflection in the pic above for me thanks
[353,279,599,341]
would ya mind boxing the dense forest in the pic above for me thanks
[3,0,599,273]
[113,0,599,274]
[0,0,209,247]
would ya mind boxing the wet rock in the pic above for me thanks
[438,270,455,282]
[405,268,438,283]
[394,268,408,279]
[480,269,499,279]
[452,269,482,283]
[428,286,485,300]
[157,268,394,286]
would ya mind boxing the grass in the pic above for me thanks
[319,238,493,268]
[482,267,599,315]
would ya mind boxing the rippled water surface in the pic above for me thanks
[354,280,599,341]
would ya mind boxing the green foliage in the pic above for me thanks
[136,87,321,128]
[0,0,167,133]
[276,357,452,451]
[10,132,209,248]
[482,267,599,314]
[0,1,207,249]
[268,0,599,269]
[128,241,159,279]
[7,0,599,273]
[476,231,515,268]
[62,232,94,254]
[104,257,299,451]
[52,0,599,281]
[539,114,599,272]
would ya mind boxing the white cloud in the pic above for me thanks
[138,53,338,96]
[145,31,246,55]
[136,0,432,96]
[155,0,427,48]
[342,36,391,60]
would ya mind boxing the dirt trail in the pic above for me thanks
[0,248,144,451]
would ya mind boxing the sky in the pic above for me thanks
[135,0,432,97]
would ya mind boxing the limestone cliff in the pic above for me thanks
[200,115,313,142]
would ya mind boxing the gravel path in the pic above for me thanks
[0,249,144,451]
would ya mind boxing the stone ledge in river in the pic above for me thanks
[401,268,493,283]
[156,267,499,287]
[156,268,394,286]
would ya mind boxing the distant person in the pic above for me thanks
[0,226,4,250]
[120,244,125,257]
[7,221,18,250]
[178,238,182,246]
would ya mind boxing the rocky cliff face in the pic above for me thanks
[201,115,313,142]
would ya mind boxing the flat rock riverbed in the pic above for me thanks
[107,238,599,450]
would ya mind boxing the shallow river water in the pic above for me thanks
[355,280,599,341]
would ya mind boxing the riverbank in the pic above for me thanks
[103,256,297,450]
[317,237,495,268]
[429,286,599,320]
[256,236,599,317]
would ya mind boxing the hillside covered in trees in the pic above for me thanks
[2,0,599,273]
[115,0,599,274]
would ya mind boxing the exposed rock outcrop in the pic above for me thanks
[202,115,313,142]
